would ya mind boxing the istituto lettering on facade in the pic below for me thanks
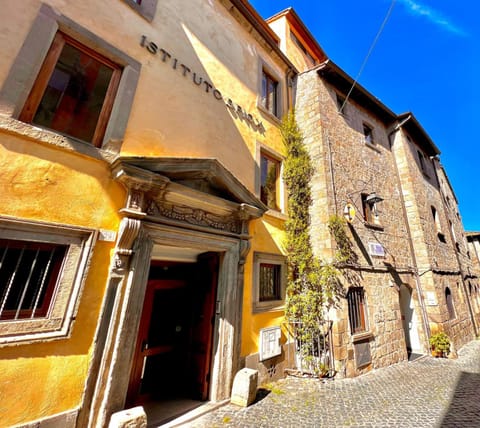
[140,35,265,133]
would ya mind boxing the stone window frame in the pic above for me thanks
[417,149,430,177]
[18,31,123,148]
[362,122,375,146]
[257,58,284,122]
[255,143,286,215]
[0,216,97,346]
[252,252,287,313]
[0,3,140,160]
[120,0,158,22]
[431,206,446,243]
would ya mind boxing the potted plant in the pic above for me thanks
[429,332,450,357]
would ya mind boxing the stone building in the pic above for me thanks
[0,0,297,426]
[466,232,480,327]
[266,8,477,377]
[390,115,477,347]
[0,1,477,426]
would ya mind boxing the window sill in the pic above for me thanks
[352,331,373,343]
[264,209,288,221]
[253,302,285,314]
[0,115,118,162]
[257,103,282,126]
[365,141,381,153]
[365,222,384,231]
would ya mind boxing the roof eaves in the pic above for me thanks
[266,7,328,62]
[316,60,397,124]
[397,112,441,156]
[230,0,297,72]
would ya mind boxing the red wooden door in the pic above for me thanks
[126,256,219,406]
[190,253,219,400]
[126,278,188,406]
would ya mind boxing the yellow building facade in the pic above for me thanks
[0,0,295,426]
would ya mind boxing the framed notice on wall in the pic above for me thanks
[259,326,282,361]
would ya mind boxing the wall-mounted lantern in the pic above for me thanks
[365,192,384,217]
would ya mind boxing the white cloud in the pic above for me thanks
[397,0,467,36]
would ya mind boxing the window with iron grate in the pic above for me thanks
[347,287,368,334]
[0,218,96,345]
[253,252,286,312]
[0,240,67,320]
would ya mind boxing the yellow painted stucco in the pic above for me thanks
[0,135,123,425]
[241,215,287,356]
[0,0,291,425]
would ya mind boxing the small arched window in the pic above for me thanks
[445,287,455,320]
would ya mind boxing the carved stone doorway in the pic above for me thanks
[126,255,218,411]
[81,158,266,427]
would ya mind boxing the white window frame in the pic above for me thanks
[0,217,97,345]
[253,252,287,313]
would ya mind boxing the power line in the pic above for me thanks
[339,0,397,113]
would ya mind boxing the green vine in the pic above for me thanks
[281,111,343,374]
[327,214,356,265]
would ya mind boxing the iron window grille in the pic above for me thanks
[259,263,281,302]
[0,217,96,345]
[253,252,287,312]
[347,287,367,334]
[0,240,67,320]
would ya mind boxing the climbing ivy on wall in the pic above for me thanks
[281,112,343,323]
[281,111,344,374]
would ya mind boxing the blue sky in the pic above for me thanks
[250,0,479,231]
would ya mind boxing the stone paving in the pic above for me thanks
[187,340,480,427]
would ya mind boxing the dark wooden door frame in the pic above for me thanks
[126,255,219,406]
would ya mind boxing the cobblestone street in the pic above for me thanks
[186,340,480,427]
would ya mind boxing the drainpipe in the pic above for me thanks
[286,68,296,112]
[431,159,478,337]
[388,117,431,351]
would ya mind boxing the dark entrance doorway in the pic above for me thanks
[126,253,218,412]
[399,283,422,361]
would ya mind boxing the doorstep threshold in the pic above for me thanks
[157,399,230,428]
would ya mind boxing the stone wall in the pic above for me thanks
[392,129,476,350]
[295,69,423,377]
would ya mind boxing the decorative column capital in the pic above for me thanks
[113,217,142,273]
